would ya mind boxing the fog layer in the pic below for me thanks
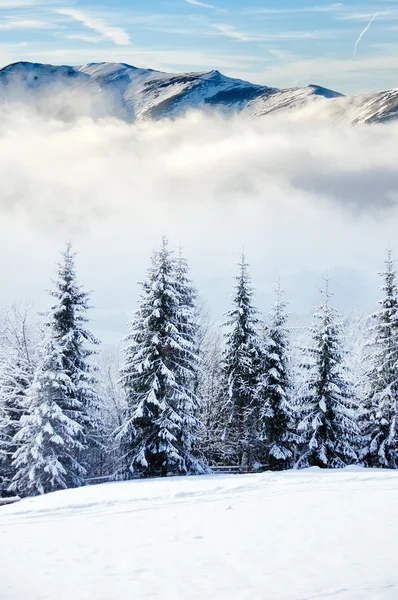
[0,107,397,341]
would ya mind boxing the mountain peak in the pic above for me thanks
[0,60,396,124]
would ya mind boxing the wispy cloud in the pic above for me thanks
[353,13,378,58]
[338,10,397,22]
[57,8,131,46]
[213,24,256,41]
[213,24,335,42]
[0,18,53,30]
[0,0,43,6]
[16,45,270,73]
[245,3,343,15]
[65,34,103,44]
[257,50,398,93]
[184,0,217,9]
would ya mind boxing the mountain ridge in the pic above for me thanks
[0,60,396,124]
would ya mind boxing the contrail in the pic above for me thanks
[353,12,378,58]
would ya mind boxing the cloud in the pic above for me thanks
[213,24,336,42]
[184,0,217,8]
[0,0,43,5]
[245,3,343,15]
[14,46,269,73]
[213,24,256,42]
[0,105,397,336]
[57,8,131,46]
[253,50,398,93]
[0,18,53,30]
[338,10,397,22]
[65,34,103,44]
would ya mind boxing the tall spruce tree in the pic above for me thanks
[222,254,266,470]
[261,282,296,471]
[10,244,100,496]
[174,247,201,456]
[119,238,204,479]
[361,252,398,468]
[0,352,34,492]
[197,330,225,465]
[0,305,36,493]
[297,280,359,469]
[10,337,86,496]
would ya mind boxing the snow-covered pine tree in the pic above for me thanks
[222,254,266,470]
[10,244,100,495]
[9,337,86,496]
[261,282,296,471]
[0,352,33,492]
[174,247,201,457]
[95,347,127,479]
[197,324,225,465]
[361,251,398,468]
[0,304,36,494]
[119,238,204,479]
[296,280,359,469]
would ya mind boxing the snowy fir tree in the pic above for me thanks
[361,252,398,468]
[221,254,266,469]
[261,282,297,471]
[10,337,86,496]
[197,328,225,465]
[0,352,34,492]
[174,247,202,456]
[10,244,100,495]
[296,280,359,469]
[119,238,204,479]
[0,305,36,493]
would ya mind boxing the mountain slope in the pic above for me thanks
[0,60,397,124]
[0,61,269,120]
[1,468,398,599]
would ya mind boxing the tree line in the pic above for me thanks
[1,240,397,498]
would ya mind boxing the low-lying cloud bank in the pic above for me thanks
[0,106,397,340]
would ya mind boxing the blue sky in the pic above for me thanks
[1,0,398,93]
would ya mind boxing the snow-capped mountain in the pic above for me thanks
[0,60,397,124]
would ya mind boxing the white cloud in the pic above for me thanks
[213,24,336,42]
[15,46,270,72]
[65,34,103,44]
[185,0,217,8]
[0,107,396,332]
[0,18,53,30]
[213,24,256,42]
[257,51,398,91]
[57,8,131,46]
[245,3,344,15]
[0,0,43,5]
[338,10,398,22]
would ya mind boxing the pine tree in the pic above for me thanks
[174,247,201,456]
[361,252,398,468]
[0,352,34,492]
[10,244,100,495]
[297,280,359,469]
[261,282,296,471]
[197,327,225,465]
[9,337,86,496]
[119,238,204,479]
[222,254,265,470]
[0,304,36,494]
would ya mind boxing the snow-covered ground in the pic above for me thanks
[1,468,397,600]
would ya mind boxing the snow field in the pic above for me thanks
[1,468,398,600]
